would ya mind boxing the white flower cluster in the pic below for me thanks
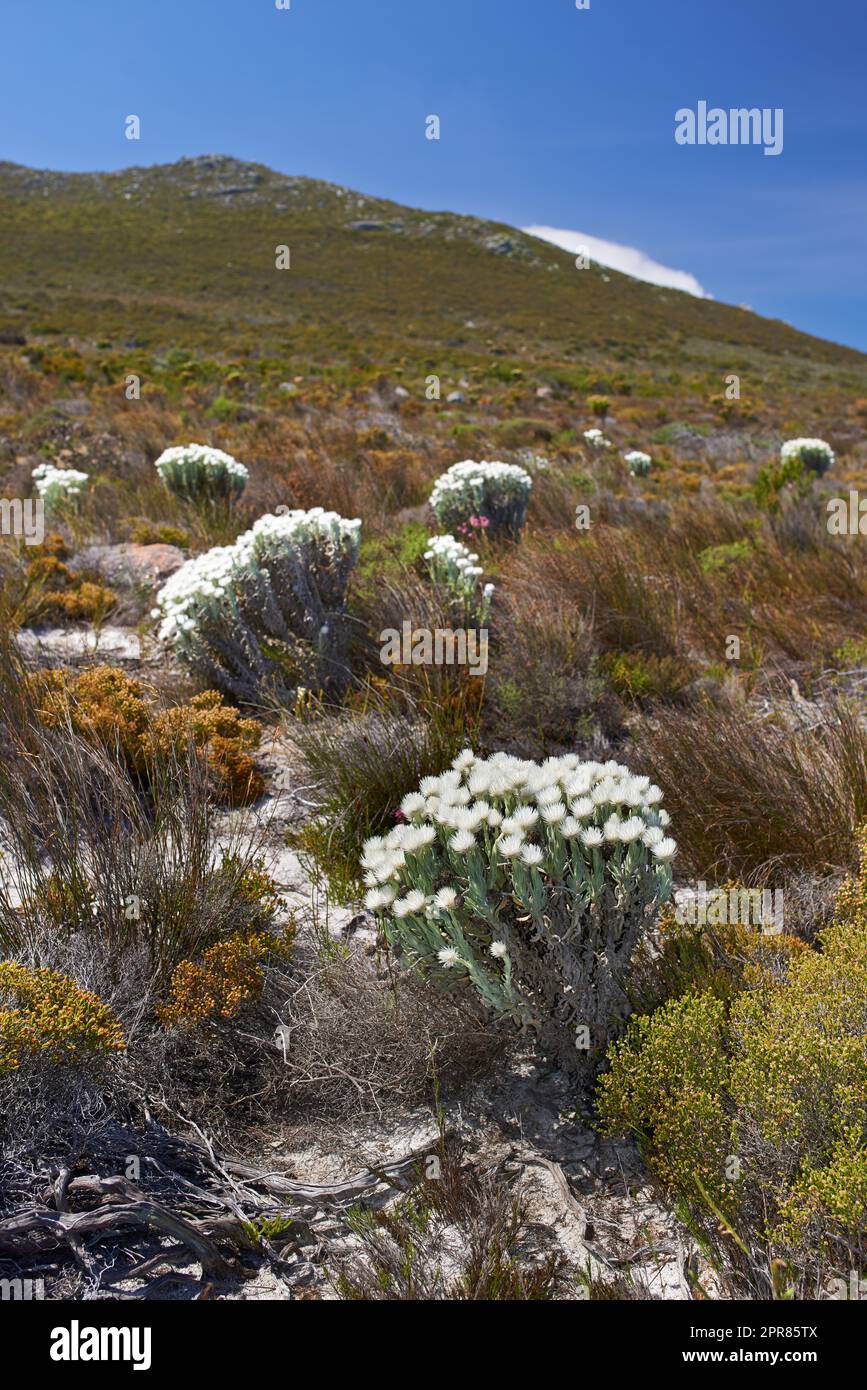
[152,543,239,646]
[235,507,360,573]
[780,437,835,475]
[429,459,533,538]
[31,462,89,510]
[362,750,675,1055]
[624,450,652,477]
[583,428,611,449]
[153,506,361,655]
[154,444,249,502]
[424,534,494,621]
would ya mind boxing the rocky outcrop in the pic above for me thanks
[69,542,186,589]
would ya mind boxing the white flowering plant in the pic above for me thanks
[153,507,361,702]
[583,428,611,450]
[363,750,675,1071]
[780,438,835,476]
[624,450,652,478]
[154,444,249,503]
[424,534,494,624]
[31,463,89,512]
[429,460,532,540]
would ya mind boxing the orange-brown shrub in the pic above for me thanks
[157,924,295,1026]
[0,539,117,628]
[29,666,264,805]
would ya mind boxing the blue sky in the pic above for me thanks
[2,0,865,350]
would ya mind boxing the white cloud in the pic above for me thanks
[522,224,709,298]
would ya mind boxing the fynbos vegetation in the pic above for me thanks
[0,9,865,1336]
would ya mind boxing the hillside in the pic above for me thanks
[2,153,866,506]
[1,154,864,377]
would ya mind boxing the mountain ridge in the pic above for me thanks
[1,155,864,375]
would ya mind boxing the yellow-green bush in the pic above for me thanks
[596,991,732,1207]
[730,922,867,1159]
[0,961,125,1071]
[128,519,191,548]
[210,854,287,929]
[775,1128,867,1253]
[597,832,867,1282]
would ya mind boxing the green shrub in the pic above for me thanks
[753,455,810,511]
[602,650,692,704]
[492,416,553,448]
[356,522,432,585]
[697,539,754,575]
[587,395,610,420]
[833,636,867,669]
[129,519,191,548]
[208,394,243,422]
[597,991,732,1205]
[627,901,810,1016]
